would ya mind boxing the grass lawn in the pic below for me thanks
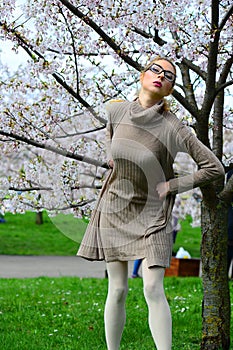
[0,276,218,350]
[0,211,201,257]
[0,212,232,349]
[0,276,232,349]
[173,215,201,258]
[0,211,87,256]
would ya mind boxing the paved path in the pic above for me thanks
[0,255,134,279]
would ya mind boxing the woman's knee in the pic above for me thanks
[142,263,166,301]
[143,281,164,301]
[106,261,128,303]
[109,284,128,303]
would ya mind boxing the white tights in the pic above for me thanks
[104,259,172,350]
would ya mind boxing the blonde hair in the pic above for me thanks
[141,56,176,111]
[142,56,176,74]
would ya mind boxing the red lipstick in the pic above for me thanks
[153,81,162,87]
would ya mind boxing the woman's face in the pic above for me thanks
[140,59,176,99]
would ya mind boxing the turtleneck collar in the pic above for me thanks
[129,99,164,125]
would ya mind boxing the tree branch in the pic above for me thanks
[171,31,207,80]
[172,89,200,119]
[176,61,199,114]
[219,3,233,31]
[47,48,149,56]
[201,0,220,116]
[221,52,233,78]
[181,58,207,81]
[0,20,106,125]
[0,130,108,169]
[59,0,142,71]
[131,26,167,46]
[9,186,52,191]
[17,198,96,211]
[54,125,106,139]
[8,184,102,192]
[131,26,151,39]
[215,79,233,95]
[58,5,80,95]
[52,73,106,124]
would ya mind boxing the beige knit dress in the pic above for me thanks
[77,100,224,268]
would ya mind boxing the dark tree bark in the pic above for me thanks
[35,211,43,225]
[201,187,230,349]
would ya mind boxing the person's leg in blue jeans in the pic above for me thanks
[132,259,142,278]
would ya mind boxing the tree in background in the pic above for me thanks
[0,1,233,348]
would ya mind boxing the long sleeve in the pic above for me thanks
[105,100,126,163]
[106,120,113,162]
[167,121,225,195]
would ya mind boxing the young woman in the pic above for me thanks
[78,57,224,349]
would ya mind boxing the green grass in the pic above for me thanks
[0,212,201,257]
[0,211,87,256]
[173,215,201,258]
[0,276,220,350]
[0,213,232,349]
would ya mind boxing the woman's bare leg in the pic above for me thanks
[104,261,128,350]
[142,259,172,350]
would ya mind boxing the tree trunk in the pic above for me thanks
[35,211,43,225]
[201,192,230,349]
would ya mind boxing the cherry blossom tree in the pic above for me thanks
[0,1,233,348]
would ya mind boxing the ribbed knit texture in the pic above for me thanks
[77,100,224,268]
